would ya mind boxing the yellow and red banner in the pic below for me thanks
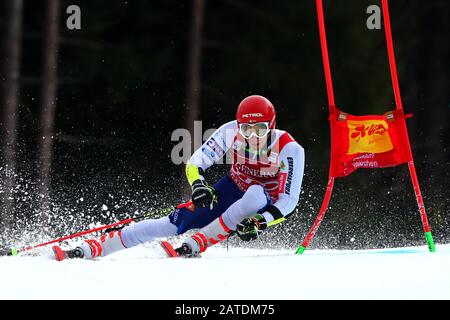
[329,109,412,177]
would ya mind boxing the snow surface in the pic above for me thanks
[1,242,449,300]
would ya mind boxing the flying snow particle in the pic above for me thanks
[102,204,108,211]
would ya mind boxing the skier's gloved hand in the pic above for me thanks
[191,178,217,210]
[236,214,267,241]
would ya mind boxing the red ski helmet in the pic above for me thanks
[236,95,276,129]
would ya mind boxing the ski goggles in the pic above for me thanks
[238,122,270,139]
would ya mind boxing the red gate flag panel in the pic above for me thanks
[329,109,412,177]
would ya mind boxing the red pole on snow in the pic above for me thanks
[381,0,435,251]
[296,176,334,254]
[296,0,336,254]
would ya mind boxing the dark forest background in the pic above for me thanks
[0,0,448,251]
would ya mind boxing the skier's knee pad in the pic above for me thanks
[79,230,127,259]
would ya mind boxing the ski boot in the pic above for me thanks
[175,243,202,258]
[52,245,84,261]
[160,241,201,258]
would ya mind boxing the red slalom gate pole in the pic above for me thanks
[382,0,435,251]
[315,0,336,110]
[3,207,174,256]
[296,0,337,254]
[296,176,335,254]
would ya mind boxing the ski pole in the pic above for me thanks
[1,206,174,256]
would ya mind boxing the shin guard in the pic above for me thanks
[79,230,127,259]
[184,216,231,255]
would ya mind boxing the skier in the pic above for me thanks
[53,95,305,260]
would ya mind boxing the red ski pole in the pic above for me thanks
[1,207,173,256]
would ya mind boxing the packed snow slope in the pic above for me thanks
[1,242,449,299]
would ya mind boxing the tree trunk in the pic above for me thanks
[39,0,60,224]
[1,0,23,231]
[182,0,205,198]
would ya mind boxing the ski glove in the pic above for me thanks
[191,178,217,210]
[236,214,267,241]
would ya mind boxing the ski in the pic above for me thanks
[52,245,84,261]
